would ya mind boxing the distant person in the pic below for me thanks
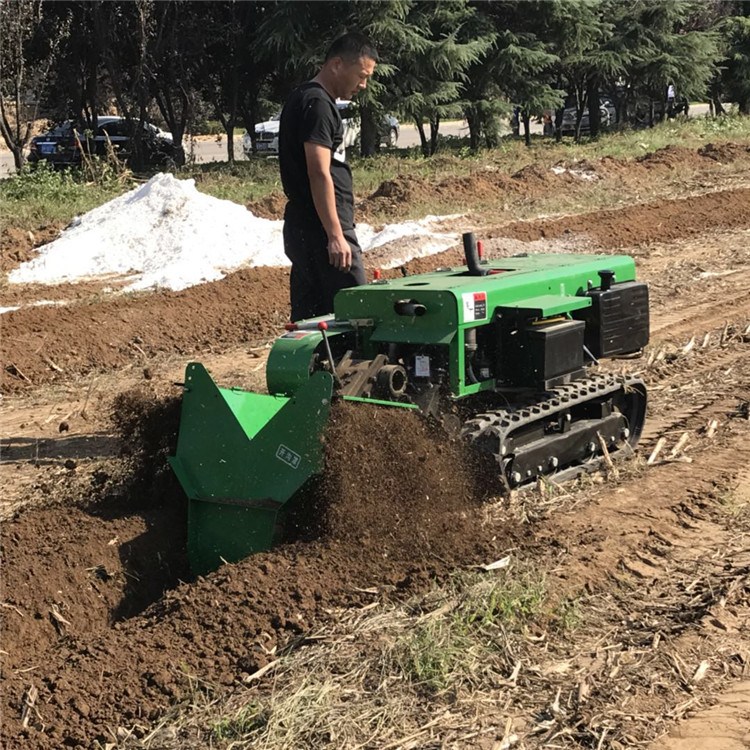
[666,82,676,118]
[511,106,520,137]
[279,32,378,322]
[542,112,555,137]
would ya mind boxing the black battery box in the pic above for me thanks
[574,281,650,358]
[502,318,585,388]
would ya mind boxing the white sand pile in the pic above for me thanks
[8,173,459,292]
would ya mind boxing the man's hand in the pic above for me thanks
[305,141,350,271]
[327,233,352,271]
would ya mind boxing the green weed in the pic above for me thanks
[212,703,268,740]
[0,160,127,232]
[454,571,547,630]
[393,619,473,692]
[391,568,548,692]
[551,596,583,632]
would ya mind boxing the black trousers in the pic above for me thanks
[283,222,366,322]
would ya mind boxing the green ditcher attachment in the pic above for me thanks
[168,362,333,576]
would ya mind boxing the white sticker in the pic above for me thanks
[462,291,488,322]
[414,355,431,378]
[276,444,301,469]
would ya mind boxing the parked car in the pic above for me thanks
[380,114,399,147]
[243,103,398,157]
[559,97,617,136]
[28,116,174,169]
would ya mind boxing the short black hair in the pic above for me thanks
[325,32,379,64]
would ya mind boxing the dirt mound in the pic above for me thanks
[359,168,562,220]
[358,175,437,218]
[322,403,496,556]
[510,162,554,188]
[698,141,750,162]
[2,265,291,392]
[636,144,707,170]
[441,173,500,199]
[1,399,506,748]
[6,184,750,393]
[1,224,64,275]
[490,186,750,248]
[246,191,286,220]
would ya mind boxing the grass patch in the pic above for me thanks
[177,157,282,204]
[212,703,268,740]
[388,568,548,694]
[0,160,129,233]
[167,563,578,748]
[4,114,750,234]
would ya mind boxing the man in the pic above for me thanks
[666,82,676,118]
[279,33,378,322]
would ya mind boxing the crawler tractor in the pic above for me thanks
[170,234,649,574]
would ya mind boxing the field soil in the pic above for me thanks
[2,142,750,749]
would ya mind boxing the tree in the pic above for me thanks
[92,1,155,169]
[717,9,750,113]
[0,0,67,168]
[385,1,491,156]
[540,0,628,142]
[615,0,720,127]
[146,0,205,166]
[470,1,561,147]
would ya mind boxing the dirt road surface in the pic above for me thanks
[1,138,749,749]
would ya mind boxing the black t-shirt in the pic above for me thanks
[279,82,355,231]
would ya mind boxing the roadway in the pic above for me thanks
[0,105,711,177]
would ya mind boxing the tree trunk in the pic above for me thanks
[9,143,25,170]
[415,119,428,157]
[522,111,531,147]
[359,106,378,157]
[554,108,564,143]
[429,115,439,155]
[465,109,480,151]
[587,77,601,139]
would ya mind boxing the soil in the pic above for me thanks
[2,141,750,749]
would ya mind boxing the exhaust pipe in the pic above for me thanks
[462,232,487,276]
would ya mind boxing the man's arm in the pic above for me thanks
[304,141,351,272]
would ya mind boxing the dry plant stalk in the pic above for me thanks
[647,437,667,465]
[21,685,39,729]
[597,432,619,479]
[668,432,690,458]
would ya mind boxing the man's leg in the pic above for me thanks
[283,222,326,322]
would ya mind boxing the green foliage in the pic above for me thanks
[551,597,583,632]
[718,14,750,112]
[1,161,79,203]
[454,571,547,630]
[9,0,750,171]
[212,703,268,740]
[0,160,126,231]
[191,119,225,136]
[394,619,472,692]
[617,0,721,101]
[393,569,548,692]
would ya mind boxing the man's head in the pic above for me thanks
[320,32,378,100]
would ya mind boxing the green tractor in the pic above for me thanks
[170,234,648,574]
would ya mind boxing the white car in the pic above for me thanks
[243,100,360,158]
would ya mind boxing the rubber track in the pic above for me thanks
[462,373,646,485]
